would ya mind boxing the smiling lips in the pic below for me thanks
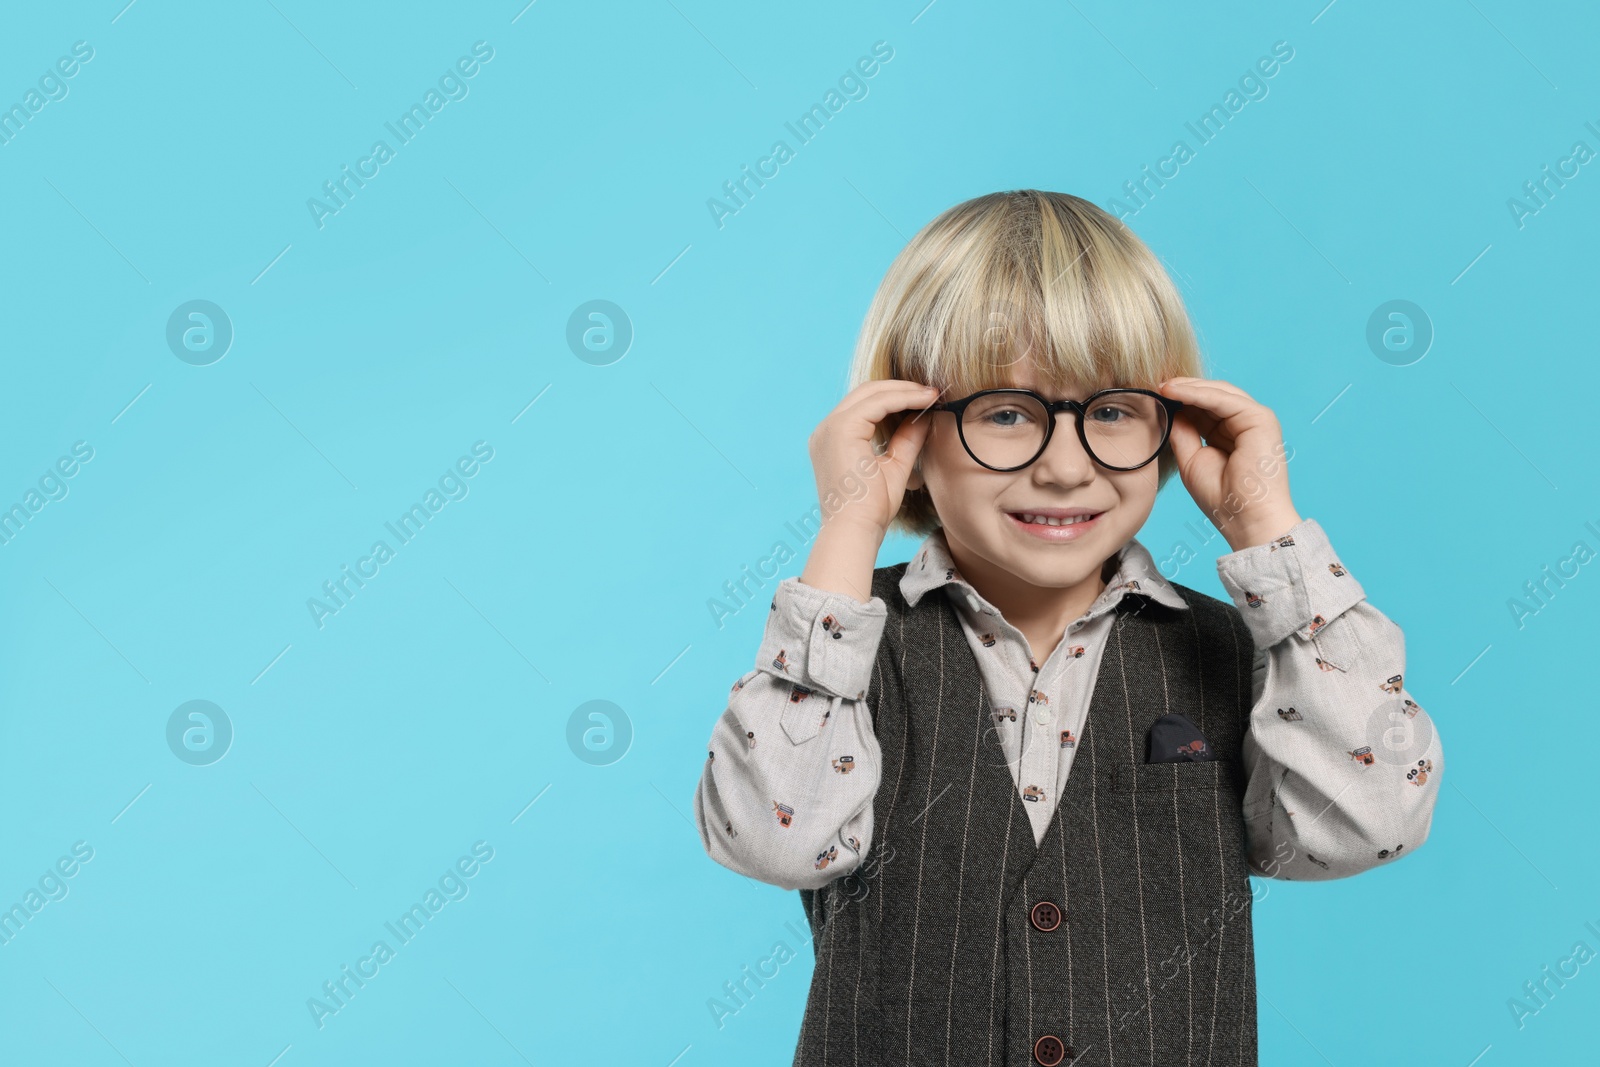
[1005,507,1104,541]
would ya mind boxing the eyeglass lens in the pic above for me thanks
[959,391,1170,470]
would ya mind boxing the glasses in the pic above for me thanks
[929,387,1184,472]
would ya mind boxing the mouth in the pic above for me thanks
[1005,508,1104,542]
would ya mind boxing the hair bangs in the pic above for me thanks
[848,189,1204,538]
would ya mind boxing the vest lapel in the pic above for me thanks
[900,584,1041,883]
[903,586,1174,897]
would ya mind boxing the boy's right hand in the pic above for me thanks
[806,379,943,545]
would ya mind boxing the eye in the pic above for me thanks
[1086,401,1134,424]
[981,405,1036,428]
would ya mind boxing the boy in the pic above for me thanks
[693,190,1440,1066]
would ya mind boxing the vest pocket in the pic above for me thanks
[1109,757,1238,794]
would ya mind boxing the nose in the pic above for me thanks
[1028,414,1097,484]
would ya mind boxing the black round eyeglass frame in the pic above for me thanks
[928,387,1186,473]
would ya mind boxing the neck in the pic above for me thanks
[942,531,1120,659]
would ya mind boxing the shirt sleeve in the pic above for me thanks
[1217,517,1443,881]
[692,576,888,891]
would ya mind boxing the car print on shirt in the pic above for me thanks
[815,845,838,870]
[1380,673,1404,693]
[1402,698,1423,717]
[746,731,756,749]
[1305,853,1330,870]
[1315,656,1339,672]
[821,614,845,639]
[1349,746,1375,766]
[1306,614,1328,637]
[700,528,1429,898]
[1328,561,1346,577]
[1028,689,1049,707]
[1023,785,1046,802]
[1245,591,1265,608]
[1270,534,1295,550]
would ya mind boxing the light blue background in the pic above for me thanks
[1,1,1595,1064]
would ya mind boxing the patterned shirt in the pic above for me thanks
[693,517,1442,891]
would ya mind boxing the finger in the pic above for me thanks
[1175,406,1236,451]
[1160,379,1266,421]
[1166,409,1203,471]
[834,390,943,446]
[1177,404,1222,435]
[842,380,946,424]
[875,420,932,491]
[883,411,932,476]
[1162,376,1253,401]
[1166,412,1225,487]
[1163,382,1276,446]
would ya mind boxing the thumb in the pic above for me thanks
[1165,414,1201,481]
[883,413,932,486]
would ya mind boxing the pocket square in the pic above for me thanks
[1146,713,1216,763]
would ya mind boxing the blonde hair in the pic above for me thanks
[848,189,1205,540]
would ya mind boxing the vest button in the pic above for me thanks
[1030,899,1062,931]
[1033,1033,1070,1065]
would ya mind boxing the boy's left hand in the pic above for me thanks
[1157,377,1302,552]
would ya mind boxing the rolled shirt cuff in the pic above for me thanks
[1216,517,1368,650]
[755,576,888,702]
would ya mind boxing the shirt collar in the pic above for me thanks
[899,526,1190,621]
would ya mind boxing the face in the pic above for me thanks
[907,365,1163,607]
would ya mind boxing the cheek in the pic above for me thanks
[1112,468,1160,507]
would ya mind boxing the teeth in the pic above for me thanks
[1019,513,1095,526]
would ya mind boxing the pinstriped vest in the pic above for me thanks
[795,560,1259,1067]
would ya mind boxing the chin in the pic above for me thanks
[1030,561,1098,588]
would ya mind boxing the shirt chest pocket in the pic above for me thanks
[1304,617,1361,673]
[780,690,833,745]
